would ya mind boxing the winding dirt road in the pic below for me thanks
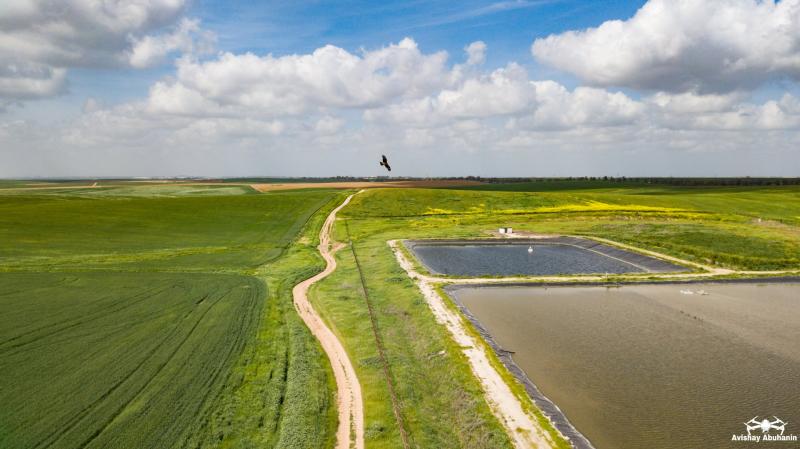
[292,193,364,449]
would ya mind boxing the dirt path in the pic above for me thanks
[292,193,364,449]
[389,240,558,449]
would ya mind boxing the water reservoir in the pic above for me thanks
[449,282,800,449]
[405,237,686,276]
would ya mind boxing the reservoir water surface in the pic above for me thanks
[452,282,800,449]
[412,244,641,276]
[406,238,685,276]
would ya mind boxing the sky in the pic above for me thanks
[1,0,799,178]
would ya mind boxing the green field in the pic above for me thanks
[305,182,800,448]
[0,272,261,449]
[2,180,799,449]
[343,183,800,270]
[0,185,341,449]
[0,188,332,271]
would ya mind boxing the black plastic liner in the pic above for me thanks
[445,285,596,449]
[405,236,687,275]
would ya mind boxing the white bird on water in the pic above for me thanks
[527,245,534,253]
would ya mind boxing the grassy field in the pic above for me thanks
[189,197,343,449]
[343,183,800,270]
[0,189,333,272]
[0,183,256,197]
[3,180,799,449]
[299,182,800,449]
[0,272,262,449]
[311,230,514,449]
[0,185,341,449]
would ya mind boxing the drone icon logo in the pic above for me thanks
[745,417,787,436]
[732,416,798,443]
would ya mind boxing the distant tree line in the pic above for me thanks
[194,175,800,187]
[477,176,800,186]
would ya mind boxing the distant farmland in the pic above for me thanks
[0,184,341,449]
[4,180,799,449]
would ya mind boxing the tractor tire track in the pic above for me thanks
[72,290,230,449]
[0,285,172,353]
[33,288,227,449]
[345,221,410,449]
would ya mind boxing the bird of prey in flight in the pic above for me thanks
[379,154,391,172]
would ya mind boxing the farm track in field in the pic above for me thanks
[0,188,341,449]
[292,192,364,449]
[345,221,411,449]
[5,181,799,449]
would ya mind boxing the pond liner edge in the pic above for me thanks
[403,237,687,275]
[444,276,800,291]
[443,286,597,449]
[442,278,800,448]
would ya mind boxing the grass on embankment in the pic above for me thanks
[431,285,572,449]
[0,186,342,449]
[343,186,800,271]
[187,192,347,449]
[311,222,514,449]
[313,185,800,449]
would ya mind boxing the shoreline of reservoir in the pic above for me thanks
[445,285,596,449]
[448,281,800,449]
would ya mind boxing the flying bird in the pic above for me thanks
[379,154,391,172]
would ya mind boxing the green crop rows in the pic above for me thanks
[0,184,340,449]
[0,272,261,449]
[2,180,799,449]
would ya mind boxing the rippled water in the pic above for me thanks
[453,283,800,449]
[410,244,645,276]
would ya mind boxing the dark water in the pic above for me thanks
[454,283,800,449]
[411,243,645,276]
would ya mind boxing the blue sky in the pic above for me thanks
[1,0,799,177]
[40,0,648,118]
[194,0,643,58]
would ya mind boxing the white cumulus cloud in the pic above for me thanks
[532,0,800,93]
[521,82,645,130]
[315,116,345,134]
[0,0,208,103]
[366,68,644,130]
[465,41,487,65]
[365,63,538,125]
[0,62,66,102]
[145,38,454,116]
[128,18,215,69]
